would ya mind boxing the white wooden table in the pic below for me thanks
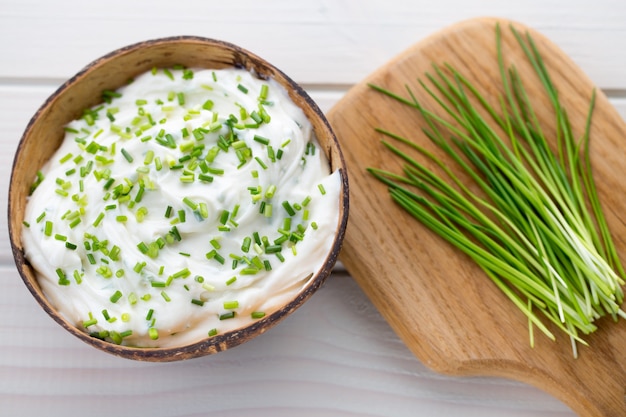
[2,1,625,415]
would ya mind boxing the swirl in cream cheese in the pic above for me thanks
[22,67,341,348]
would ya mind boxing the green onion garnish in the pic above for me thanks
[110,291,123,303]
[56,268,69,286]
[282,201,295,216]
[219,311,235,320]
[92,212,105,227]
[183,197,198,210]
[44,221,53,236]
[121,148,133,163]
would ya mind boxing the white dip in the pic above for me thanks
[22,67,341,348]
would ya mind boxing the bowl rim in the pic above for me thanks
[8,35,349,361]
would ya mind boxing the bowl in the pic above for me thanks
[8,36,349,361]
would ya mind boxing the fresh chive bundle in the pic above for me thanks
[368,24,625,354]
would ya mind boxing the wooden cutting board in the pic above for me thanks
[327,17,626,417]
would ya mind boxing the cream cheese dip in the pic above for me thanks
[22,67,341,348]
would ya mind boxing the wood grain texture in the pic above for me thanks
[327,17,626,417]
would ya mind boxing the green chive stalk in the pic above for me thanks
[368,24,626,354]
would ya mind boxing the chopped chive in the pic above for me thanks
[318,184,326,195]
[93,212,105,227]
[254,135,270,145]
[223,300,239,310]
[128,293,138,305]
[144,150,154,165]
[259,84,269,100]
[109,245,121,261]
[149,328,159,340]
[208,328,218,336]
[202,99,214,110]
[121,148,134,163]
[219,311,235,320]
[265,245,282,254]
[251,311,266,319]
[134,261,147,273]
[199,173,214,183]
[44,221,53,236]
[59,152,73,164]
[191,299,205,306]
[83,317,98,327]
[56,268,70,285]
[282,201,296,216]
[119,330,132,338]
[255,157,268,169]
[199,202,209,219]
[205,249,225,264]
[172,268,191,278]
[241,236,252,253]
[182,68,194,80]
[110,290,123,303]
[134,186,145,203]
[183,197,198,210]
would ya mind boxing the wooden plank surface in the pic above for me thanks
[1,1,625,416]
